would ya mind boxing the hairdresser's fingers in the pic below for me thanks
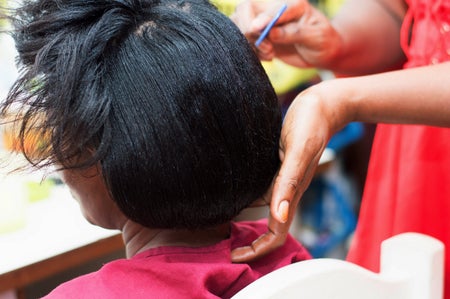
[231,215,290,263]
[270,89,330,224]
[232,0,308,62]
[268,1,327,41]
[232,0,305,40]
[269,21,305,45]
[270,145,322,224]
[252,0,306,28]
[232,87,334,263]
[232,1,290,60]
[264,0,309,42]
[231,1,256,37]
[231,143,322,263]
[268,4,340,68]
[231,0,274,38]
[230,152,321,263]
[231,2,276,61]
[255,39,276,61]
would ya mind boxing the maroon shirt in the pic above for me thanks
[43,220,310,299]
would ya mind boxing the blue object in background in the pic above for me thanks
[327,122,364,152]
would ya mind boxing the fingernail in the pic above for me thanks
[277,200,289,223]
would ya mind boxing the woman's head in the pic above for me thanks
[2,0,281,229]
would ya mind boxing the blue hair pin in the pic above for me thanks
[254,4,288,47]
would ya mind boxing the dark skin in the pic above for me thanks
[230,0,450,263]
[231,0,407,74]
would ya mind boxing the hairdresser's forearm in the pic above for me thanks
[324,62,450,128]
[326,0,407,75]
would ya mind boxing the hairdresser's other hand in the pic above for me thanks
[231,0,341,68]
[231,81,349,262]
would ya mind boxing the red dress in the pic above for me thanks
[346,0,450,297]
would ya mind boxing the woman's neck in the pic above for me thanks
[121,220,231,258]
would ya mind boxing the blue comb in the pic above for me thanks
[255,4,288,47]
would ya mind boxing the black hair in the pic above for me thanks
[1,0,281,229]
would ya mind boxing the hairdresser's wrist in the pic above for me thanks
[306,78,356,135]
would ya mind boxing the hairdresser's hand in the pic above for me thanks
[232,81,349,262]
[231,0,341,68]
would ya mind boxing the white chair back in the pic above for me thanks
[232,233,444,299]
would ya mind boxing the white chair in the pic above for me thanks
[232,232,444,299]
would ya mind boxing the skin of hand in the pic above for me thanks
[231,85,346,262]
[231,0,339,68]
[230,0,408,263]
[231,0,407,75]
[231,61,450,263]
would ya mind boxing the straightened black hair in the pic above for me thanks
[1,0,281,229]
